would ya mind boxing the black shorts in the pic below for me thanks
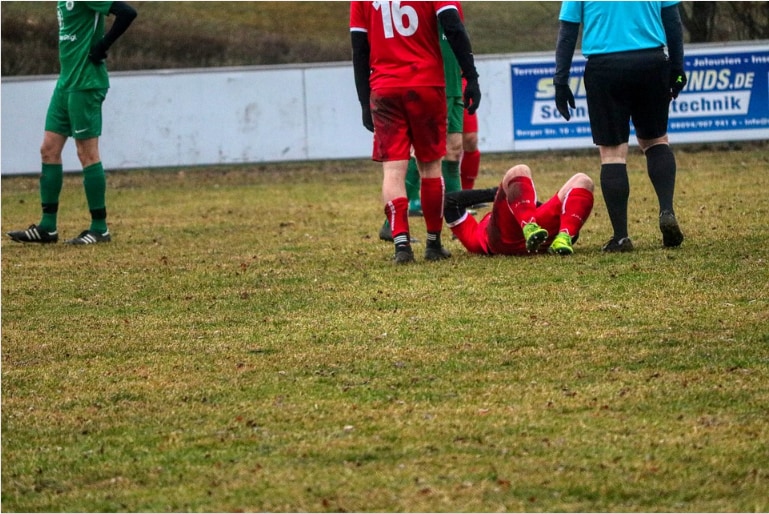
[584,48,671,146]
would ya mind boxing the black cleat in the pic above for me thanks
[379,220,394,242]
[424,245,451,261]
[7,224,58,243]
[602,236,634,253]
[64,229,111,245]
[659,210,684,247]
[393,247,415,264]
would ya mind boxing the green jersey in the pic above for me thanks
[439,24,462,98]
[56,1,113,91]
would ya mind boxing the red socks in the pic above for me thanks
[560,187,594,236]
[420,176,445,234]
[386,178,446,244]
[385,196,410,241]
[507,176,537,226]
[460,149,481,190]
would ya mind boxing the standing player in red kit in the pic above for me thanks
[351,1,481,264]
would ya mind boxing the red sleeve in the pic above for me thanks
[350,1,367,32]
[434,1,461,18]
[451,214,490,255]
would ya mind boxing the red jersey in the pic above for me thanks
[350,1,461,90]
[451,190,567,256]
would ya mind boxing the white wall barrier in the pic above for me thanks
[2,42,767,176]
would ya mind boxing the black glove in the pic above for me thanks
[463,78,481,116]
[555,84,575,121]
[88,39,108,65]
[670,68,687,99]
[361,103,374,133]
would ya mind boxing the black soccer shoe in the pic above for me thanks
[379,220,394,242]
[424,245,451,261]
[7,224,59,243]
[602,236,634,253]
[659,211,684,248]
[64,229,111,245]
[393,247,415,265]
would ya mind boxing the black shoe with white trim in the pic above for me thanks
[602,236,634,253]
[64,229,111,245]
[7,224,59,243]
[424,245,451,261]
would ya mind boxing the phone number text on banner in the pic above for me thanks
[510,44,769,150]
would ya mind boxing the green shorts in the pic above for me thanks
[447,95,464,134]
[45,88,107,139]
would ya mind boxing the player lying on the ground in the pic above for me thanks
[444,163,594,256]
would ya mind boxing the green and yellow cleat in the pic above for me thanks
[549,232,574,255]
[522,222,548,253]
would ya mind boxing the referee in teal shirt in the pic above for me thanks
[554,2,686,252]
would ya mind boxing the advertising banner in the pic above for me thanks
[511,44,769,150]
[3,43,766,175]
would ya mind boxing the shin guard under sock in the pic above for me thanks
[600,163,630,239]
[442,160,461,194]
[460,149,480,190]
[507,176,538,227]
[83,162,108,233]
[39,163,63,231]
[645,144,677,213]
[420,176,445,234]
[385,196,410,249]
[560,187,594,237]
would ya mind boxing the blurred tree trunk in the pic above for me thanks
[680,2,718,42]
[724,2,769,39]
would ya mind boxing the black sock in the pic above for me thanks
[645,144,676,214]
[426,231,442,249]
[393,233,411,253]
[600,163,630,240]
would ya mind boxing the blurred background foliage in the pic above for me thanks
[2,1,768,76]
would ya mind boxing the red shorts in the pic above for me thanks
[462,77,478,133]
[463,107,478,133]
[483,187,563,255]
[370,86,447,162]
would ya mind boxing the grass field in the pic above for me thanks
[1,2,562,75]
[2,145,768,512]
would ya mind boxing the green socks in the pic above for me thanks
[38,162,109,233]
[442,160,461,194]
[39,163,63,232]
[406,157,461,203]
[405,157,420,203]
[83,162,108,233]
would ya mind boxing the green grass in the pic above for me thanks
[2,146,768,512]
[1,2,562,75]
[3,2,765,76]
